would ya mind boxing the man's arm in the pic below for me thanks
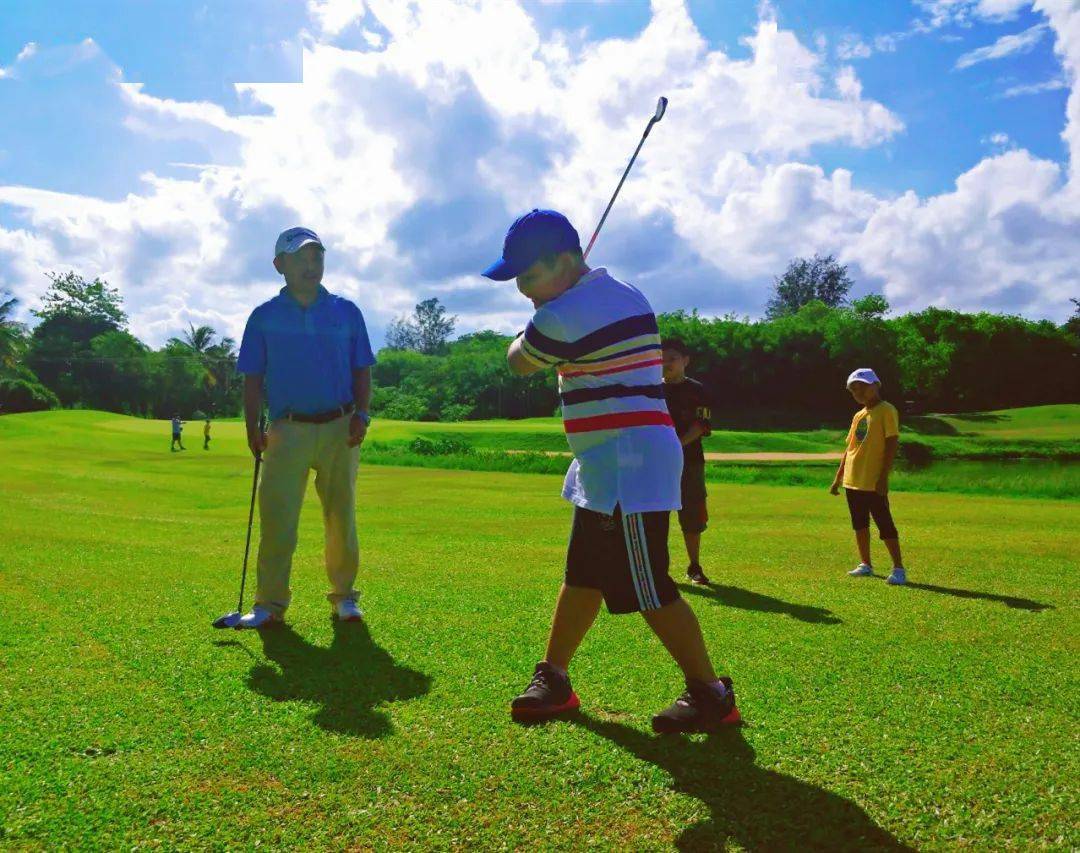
[877,436,898,494]
[243,374,265,458]
[507,335,546,377]
[347,367,372,447]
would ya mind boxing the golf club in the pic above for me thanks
[582,95,668,261]
[212,415,265,629]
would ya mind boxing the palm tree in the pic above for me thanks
[0,291,27,373]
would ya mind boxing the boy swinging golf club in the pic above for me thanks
[489,99,739,733]
[229,227,376,629]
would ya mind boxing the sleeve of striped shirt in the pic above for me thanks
[519,306,569,368]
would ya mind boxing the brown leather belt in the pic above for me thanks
[284,402,355,424]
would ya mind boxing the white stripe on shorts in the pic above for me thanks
[622,512,660,610]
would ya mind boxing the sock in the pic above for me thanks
[544,662,568,679]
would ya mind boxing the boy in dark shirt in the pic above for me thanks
[662,339,712,585]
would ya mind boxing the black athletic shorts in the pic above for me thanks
[678,464,708,534]
[565,506,681,615]
[844,488,899,539]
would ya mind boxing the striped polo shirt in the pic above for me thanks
[519,268,682,515]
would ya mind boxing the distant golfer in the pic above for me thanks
[661,338,713,586]
[489,209,741,733]
[234,227,375,629]
[830,368,908,585]
[203,417,212,451]
[170,414,185,451]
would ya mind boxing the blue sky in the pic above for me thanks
[0,0,1075,347]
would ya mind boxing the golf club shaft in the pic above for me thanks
[236,454,260,612]
[236,416,266,612]
[582,112,663,261]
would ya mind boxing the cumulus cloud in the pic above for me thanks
[0,0,1077,349]
[955,22,1049,68]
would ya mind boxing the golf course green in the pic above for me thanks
[0,411,1076,848]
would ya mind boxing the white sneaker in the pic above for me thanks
[848,563,874,577]
[886,567,908,585]
[234,606,282,630]
[335,598,363,622]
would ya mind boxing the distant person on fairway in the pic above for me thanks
[234,227,376,629]
[488,209,741,733]
[830,368,908,585]
[661,338,713,586]
[203,417,212,451]
[170,414,185,451]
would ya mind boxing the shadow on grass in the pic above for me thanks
[246,621,430,738]
[682,583,842,625]
[571,714,913,851]
[890,579,1053,612]
[948,412,1006,423]
[904,415,959,436]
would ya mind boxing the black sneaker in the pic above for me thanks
[652,676,741,734]
[687,564,712,586]
[510,662,580,722]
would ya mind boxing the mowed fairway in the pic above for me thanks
[1,413,1076,849]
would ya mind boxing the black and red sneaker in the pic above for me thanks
[651,676,741,733]
[511,662,580,722]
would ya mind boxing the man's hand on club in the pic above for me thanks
[347,414,367,448]
[248,428,267,459]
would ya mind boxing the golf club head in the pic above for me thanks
[213,611,242,629]
[653,96,668,123]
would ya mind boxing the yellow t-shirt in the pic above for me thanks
[204,422,211,437]
[842,401,899,491]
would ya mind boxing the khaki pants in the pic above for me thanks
[254,415,360,616]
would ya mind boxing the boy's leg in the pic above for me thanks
[855,528,872,565]
[845,488,874,568]
[642,597,716,683]
[682,531,702,566]
[544,583,603,670]
[868,494,905,572]
[253,420,314,617]
[313,416,361,608]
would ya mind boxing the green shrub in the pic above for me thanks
[0,377,60,413]
[440,403,473,422]
[408,436,473,456]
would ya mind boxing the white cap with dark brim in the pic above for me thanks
[846,368,881,387]
[275,227,324,257]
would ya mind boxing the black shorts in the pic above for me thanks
[678,464,708,534]
[845,488,899,539]
[565,506,681,615]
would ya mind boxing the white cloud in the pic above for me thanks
[1001,76,1068,96]
[0,0,1077,345]
[307,0,367,37]
[836,35,873,60]
[985,131,1012,145]
[955,22,1049,68]
[916,0,1031,29]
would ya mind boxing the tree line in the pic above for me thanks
[1,259,1077,421]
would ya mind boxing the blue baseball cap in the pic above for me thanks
[482,209,581,281]
[275,227,324,257]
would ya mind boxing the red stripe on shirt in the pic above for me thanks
[564,410,675,434]
[560,357,663,378]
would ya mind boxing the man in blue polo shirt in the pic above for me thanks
[487,209,741,734]
[234,227,375,629]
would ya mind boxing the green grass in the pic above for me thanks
[374,404,1080,460]
[0,411,1077,848]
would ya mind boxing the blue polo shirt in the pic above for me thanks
[237,285,376,421]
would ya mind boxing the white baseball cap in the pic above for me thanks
[274,227,324,257]
[846,368,881,388]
